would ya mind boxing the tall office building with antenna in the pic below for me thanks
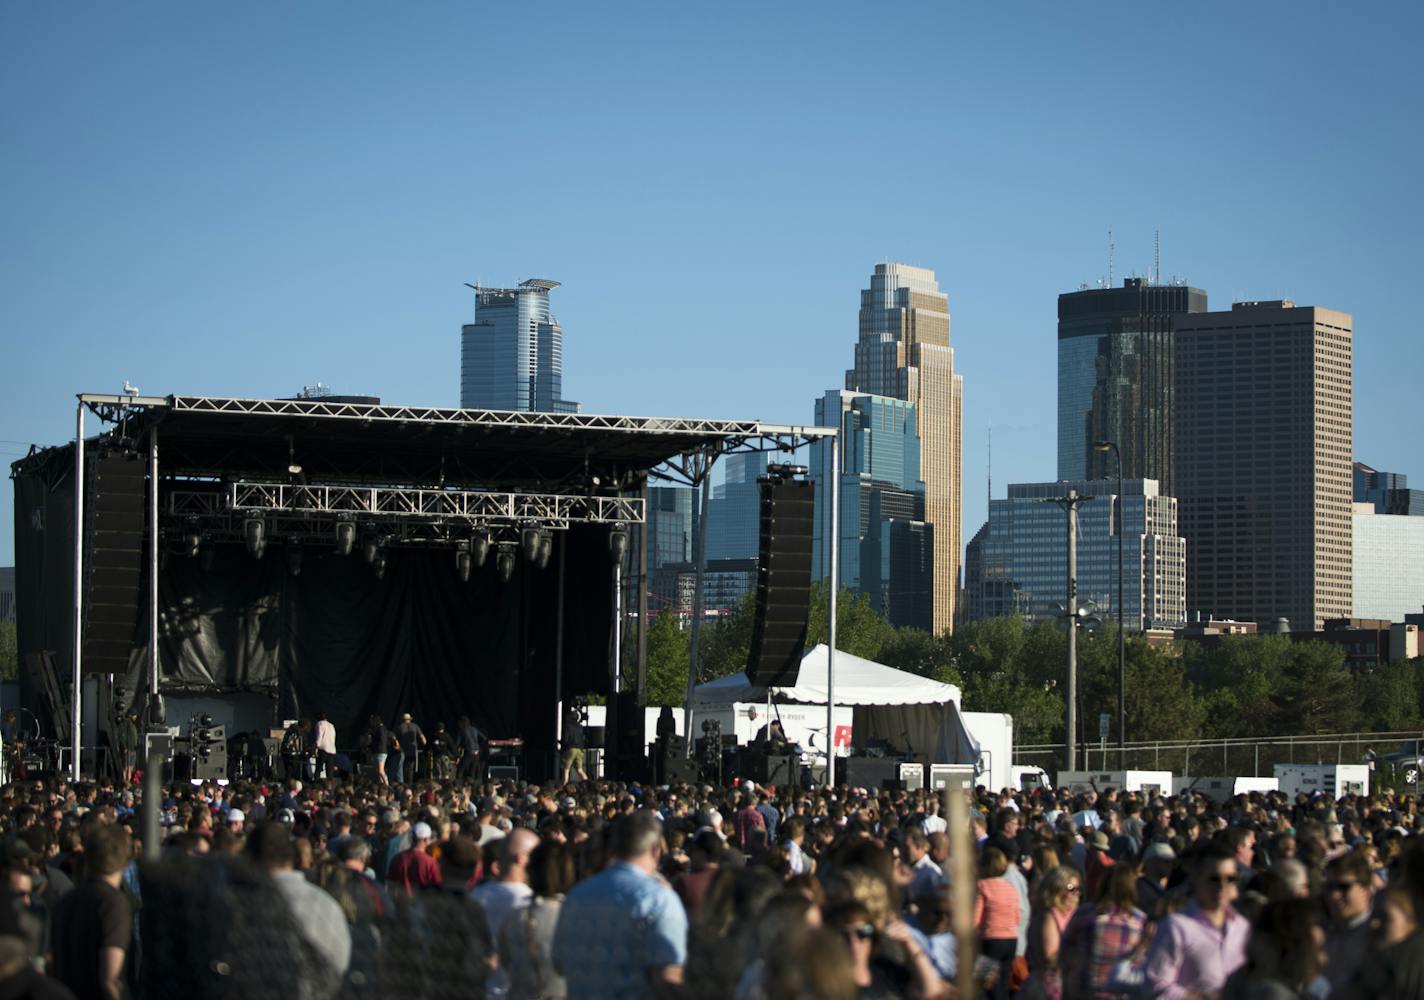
[1057,276,1207,494]
[460,278,580,413]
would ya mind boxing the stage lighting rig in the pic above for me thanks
[608,525,629,563]
[766,463,810,479]
[522,526,542,562]
[334,521,356,557]
[496,546,516,583]
[243,517,266,559]
[536,530,553,570]
[455,545,473,582]
[470,528,490,568]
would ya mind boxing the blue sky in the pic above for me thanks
[3,2,1421,566]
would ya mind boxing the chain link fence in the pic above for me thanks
[1015,729,1424,786]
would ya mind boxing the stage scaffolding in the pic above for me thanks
[44,393,841,782]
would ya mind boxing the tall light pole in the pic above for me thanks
[1094,441,1126,767]
[1051,490,1090,771]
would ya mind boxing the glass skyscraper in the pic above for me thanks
[460,278,580,413]
[1057,278,1207,494]
[811,389,932,631]
[975,478,1187,631]
[705,452,767,562]
[844,264,963,633]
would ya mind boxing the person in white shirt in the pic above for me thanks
[471,828,540,998]
[905,828,947,900]
[314,713,337,779]
[921,799,948,836]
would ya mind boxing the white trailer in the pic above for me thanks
[962,712,1013,792]
[1057,769,1174,796]
[1173,776,1280,801]
[1273,763,1370,799]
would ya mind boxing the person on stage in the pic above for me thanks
[429,721,454,781]
[314,712,337,780]
[113,710,140,785]
[280,719,307,782]
[369,715,391,785]
[395,713,426,784]
[561,703,588,785]
[456,716,483,784]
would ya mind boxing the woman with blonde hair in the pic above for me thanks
[1022,865,1081,1000]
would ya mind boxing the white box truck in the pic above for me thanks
[1057,770,1174,796]
[961,711,1052,793]
[1273,763,1370,799]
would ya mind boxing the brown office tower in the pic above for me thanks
[1175,300,1353,630]
[846,263,964,633]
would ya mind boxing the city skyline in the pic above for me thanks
[2,4,1421,568]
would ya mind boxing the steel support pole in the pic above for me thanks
[636,483,649,706]
[1116,461,1125,768]
[554,536,565,766]
[612,559,622,694]
[682,462,713,750]
[70,401,85,781]
[827,432,840,788]
[148,427,160,714]
[1065,491,1078,774]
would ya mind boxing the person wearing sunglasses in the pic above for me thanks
[1140,841,1249,998]
[1322,851,1374,995]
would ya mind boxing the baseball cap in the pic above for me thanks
[412,821,433,840]
[1143,842,1176,861]
[227,808,245,824]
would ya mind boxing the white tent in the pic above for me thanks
[691,644,960,707]
[692,644,978,767]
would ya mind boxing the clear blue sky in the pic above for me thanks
[3,2,1421,566]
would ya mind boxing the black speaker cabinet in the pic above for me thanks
[843,756,899,790]
[747,478,814,688]
[83,453,148,674]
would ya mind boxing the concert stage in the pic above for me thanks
[11,393,834,782]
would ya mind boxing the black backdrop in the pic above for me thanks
[117,526,613,774]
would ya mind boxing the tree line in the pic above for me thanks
[639,585,1424,747]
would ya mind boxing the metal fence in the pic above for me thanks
[1016,730,1424,784]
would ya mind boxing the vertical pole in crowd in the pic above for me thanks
[554,535,565,768]
[945,776,976,1000]
[141,748,162,862]
[826,430,840,788]
[682,456,713,748]
[148,426,160,719]
[1065,490,1079,773]
[70,398,85,781]
[612,542,622,695]
[636,482,649,706]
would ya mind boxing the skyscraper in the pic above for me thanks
[844,264,963,633]
[705,452,767,562]
[1057,277,1208,493]
[974,479,1187,631]
[811,390,932,630]
[647,486,699,611]
[1176,300,1353,630]
[460,279,580,412]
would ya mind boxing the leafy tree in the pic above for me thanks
[804,582,893,661]
[1357,659,1424,732]
[878,627,958,684]
[1274,641,1360,734]
[1186,635,1294,738]
[0,621,15,683]
[949,617,1066,744]
[643,611,691,706]
[697,592,756,681]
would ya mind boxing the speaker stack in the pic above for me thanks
[746,477,814,689]
[83,453,148,675]
[608,691,647,782]
[190,721,228,781]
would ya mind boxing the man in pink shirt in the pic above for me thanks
[1140,841,1249,999]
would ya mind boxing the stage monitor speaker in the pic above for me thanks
[609,691,646,781]
[83,453,147,674]
[746,478,814,688]
[488,765,519,782]
[843,756,898,790]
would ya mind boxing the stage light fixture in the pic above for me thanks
[496,547,516,583]
[608,525,628,563]
[535,530,553,569]
[373,551,387,580]
[199,543,215,573]
[522,526,541,562]
[243,518,265,558]
[334,522,356,556]
[470,529,490,568]
[363,536,379,564]
[456,547,472,582]
[184,522,202,559]
[288,542,303,577]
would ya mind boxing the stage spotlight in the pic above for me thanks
[456,547,472,582]
[471,528,490,568]
[287,543,303,577]
[243,518,265,558]
[148,693,166,726]
[372,551,387,580]
[185,525,202,559]
[334,522,356,556]
[535,530,553,569]
[608,525,628,563]
[363,536,379,564]
[522,526,541,562]
[199,543,215,573]
[496,547,516,583]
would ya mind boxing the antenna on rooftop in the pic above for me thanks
[1154,230,1160,285]
[1107,228,1115,287]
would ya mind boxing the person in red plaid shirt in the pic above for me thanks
[1062,863,1148,998]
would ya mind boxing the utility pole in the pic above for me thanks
[1050,490,1091,772]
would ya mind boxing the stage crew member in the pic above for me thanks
[456,716,483,784]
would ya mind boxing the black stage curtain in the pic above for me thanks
[119,526,613,765]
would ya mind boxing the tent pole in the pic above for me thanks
[682,455,713,755]
[826,429,839,788]
[70,399,85,781]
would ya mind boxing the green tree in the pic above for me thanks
[1274,641,1360,734]
[1357,659,1424,732]
[1077,630,1205,745]
[949,617,1066,744]
[643,611,691,706]
[0,621,15,682]
[1186,634,1293,738]
[804,582,894,661]
[697,592,756,681]
[878,626,958,684]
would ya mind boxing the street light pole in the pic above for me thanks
[1051,490,1090,772]
[1094,441,1126,768]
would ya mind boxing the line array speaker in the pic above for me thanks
[83,453,147,674]
[746,478,814,688]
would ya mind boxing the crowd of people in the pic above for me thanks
[6,759,1424,999]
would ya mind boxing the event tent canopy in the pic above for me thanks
[691,644,961,708]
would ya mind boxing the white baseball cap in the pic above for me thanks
[412,821,433,840]
[227,808,245,824]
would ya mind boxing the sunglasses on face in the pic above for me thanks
[1065,884,1080,893]
[843,923,876,941]
[1205,874,1239,885]
[1326,880,1360,893]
